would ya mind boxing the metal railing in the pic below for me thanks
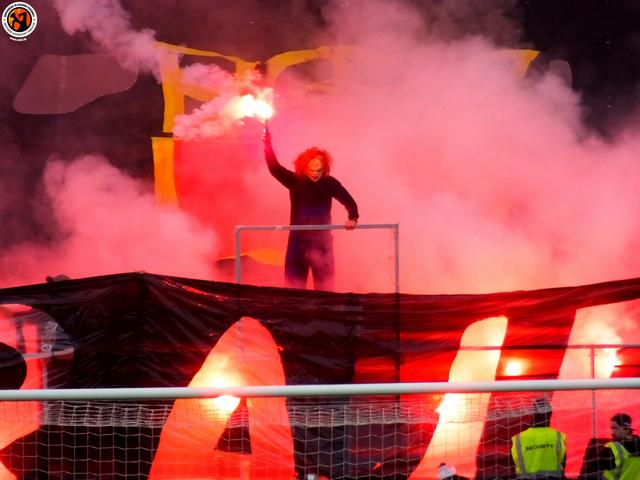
[0,377,638,401]
[234,223,400,292]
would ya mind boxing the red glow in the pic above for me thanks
[504,359,525,376]
[203,376,241,415]
[149,317,294,479]
[0,307,44,480]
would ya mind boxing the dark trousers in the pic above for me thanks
[285,232,335,291]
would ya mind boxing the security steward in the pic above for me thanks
[599,413,640,480]
[511,398,566,480]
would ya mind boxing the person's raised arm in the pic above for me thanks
[262,121,273,156]
[263,122,294,187]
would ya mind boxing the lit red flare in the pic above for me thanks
[226,88,275,121]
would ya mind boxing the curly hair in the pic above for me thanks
[294,147,333,176]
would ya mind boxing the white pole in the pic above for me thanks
[2,378,640,401]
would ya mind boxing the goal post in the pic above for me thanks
[0,378,637,479]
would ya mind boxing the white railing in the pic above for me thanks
[1,377,640,401]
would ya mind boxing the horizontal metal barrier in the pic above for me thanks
[1,377,640,401]
[234,223,400,292]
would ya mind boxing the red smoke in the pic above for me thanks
[3,2,640,475]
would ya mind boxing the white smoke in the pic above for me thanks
[173,67,273,141]
[53,0,159,77]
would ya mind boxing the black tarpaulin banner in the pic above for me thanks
[0,272,638,479]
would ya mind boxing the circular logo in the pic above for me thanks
[2,2,37,40]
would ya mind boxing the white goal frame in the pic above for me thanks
[0,377,639,401]
[0,378,638,479]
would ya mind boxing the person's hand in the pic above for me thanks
[345,219,357,230]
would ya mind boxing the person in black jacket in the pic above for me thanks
[263,124,359,290]
[584,413,640,479]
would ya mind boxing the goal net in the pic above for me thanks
[0,384,637,479]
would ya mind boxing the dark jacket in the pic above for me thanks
[265,144,359,226]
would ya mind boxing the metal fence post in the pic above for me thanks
[234,227,242,285]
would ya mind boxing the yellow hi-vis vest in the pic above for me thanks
[603,441,640,480]
[511,427,566,479]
